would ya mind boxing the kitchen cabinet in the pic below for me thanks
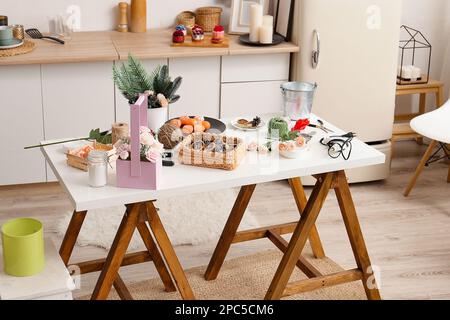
[222,54,290,83]
[220,81,285,118]
[168,57,221,119]
[115,59,168,123]
[0,65,46,185]
[41,61,115,181]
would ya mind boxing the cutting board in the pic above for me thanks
[171,35,229,48]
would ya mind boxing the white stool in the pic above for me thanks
[0,238,75,300]
[404,99,450,196]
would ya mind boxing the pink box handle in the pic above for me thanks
[130,94,148,177]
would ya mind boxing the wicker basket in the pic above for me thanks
[196,6,222,32]
[177,11,196,28]
[179,133,246,170]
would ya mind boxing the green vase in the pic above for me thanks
[1,218,45,277]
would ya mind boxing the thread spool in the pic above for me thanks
[12,25,25,40]
[117,2,128,32]
[0,16,8,26]
[112,122,129,144]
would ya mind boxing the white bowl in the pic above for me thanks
[279,144,307,159]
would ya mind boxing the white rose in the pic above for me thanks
[140,132,155,146]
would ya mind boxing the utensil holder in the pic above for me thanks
[1,218,45,277]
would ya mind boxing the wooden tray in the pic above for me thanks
[179,133,246,170]
[66,142,114,171]
[171,35,229,48]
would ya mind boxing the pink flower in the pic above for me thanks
[152,141,164,153]
[139,126,151,134]
[296,136,305,147]
[119,150,129,160]
[140,132,155,146]
[145,148,159,163]
[247,142,258,152]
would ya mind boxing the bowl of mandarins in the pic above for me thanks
[167,115,226,135]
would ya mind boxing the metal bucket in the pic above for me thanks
[281,82,317,121]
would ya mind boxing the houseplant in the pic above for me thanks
[113,54,182,132]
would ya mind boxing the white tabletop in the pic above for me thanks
[41,114,385,211]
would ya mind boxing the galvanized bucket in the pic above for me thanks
[281,82,317,121]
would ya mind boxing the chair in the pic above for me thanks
[404,99,450,196]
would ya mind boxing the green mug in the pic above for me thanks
[1,218,45,277]
[0,25,13,40]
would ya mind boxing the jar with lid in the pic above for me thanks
[87,151,108,187]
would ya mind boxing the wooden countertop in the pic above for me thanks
[0,29,299,66]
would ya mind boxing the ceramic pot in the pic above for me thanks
[147,107,168,133]
[1,218,45,277]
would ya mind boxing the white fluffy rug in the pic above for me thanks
[56,189,259,250]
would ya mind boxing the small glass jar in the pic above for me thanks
[87,151,108,188]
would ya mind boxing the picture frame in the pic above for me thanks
[229,0,271,35]
[274,0,295,41]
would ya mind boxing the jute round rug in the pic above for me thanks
[79,249,366,300]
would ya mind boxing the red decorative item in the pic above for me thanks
[212,25,225,44]
[172,30,185,43]
[191,24,204,41]
[292,119,310,132]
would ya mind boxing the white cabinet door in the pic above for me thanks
[221,81,285,118]
[42,62,115,181]
[168,57,221,119]
[0,65,46,185]
[222,54,290,83]
[115,59,168,124]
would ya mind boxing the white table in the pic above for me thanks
[41,114,384,300]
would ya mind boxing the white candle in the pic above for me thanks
[249,4,263,42]
[411,66,421,79]
[259,25,273,44]
[263,15,273,27]
[401,65,413,79]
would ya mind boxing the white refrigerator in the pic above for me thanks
[292,0,402,183]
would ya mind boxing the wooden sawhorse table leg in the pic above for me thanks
[205,177,326,281]
[265,171,380,300]
[205,172,380,300]
[59,201,195,300]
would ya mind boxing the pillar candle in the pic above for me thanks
[263,15,273,27]
[260,25,273,44]
[400,65,413,79]
[411,66,421,79]
[249,4,263,42]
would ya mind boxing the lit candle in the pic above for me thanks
[259,25,273,44]
[249,4,263,42]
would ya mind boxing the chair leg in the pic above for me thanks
[404,140,438,197]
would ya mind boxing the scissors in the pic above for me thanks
[308,119,334,133]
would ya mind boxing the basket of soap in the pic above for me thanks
[66,142,114,171]
[179,133,246,170]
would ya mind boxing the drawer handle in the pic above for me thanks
[312,30,320,69]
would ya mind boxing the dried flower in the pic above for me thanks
[144,90,154,96]
[139,126,151,134]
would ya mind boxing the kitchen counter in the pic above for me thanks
[0,29,299,66]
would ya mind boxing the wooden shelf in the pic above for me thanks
[0,29,299,66]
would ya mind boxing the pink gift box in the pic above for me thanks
[116,94,161,190]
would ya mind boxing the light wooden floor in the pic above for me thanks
[1,141,449,300]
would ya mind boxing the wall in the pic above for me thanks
[0,0,231,31]
[396,0,450,114]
